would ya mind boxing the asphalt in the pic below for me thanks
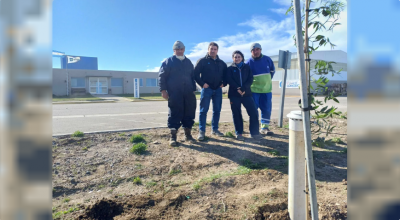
[52,97,347,136]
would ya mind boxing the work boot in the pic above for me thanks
[169,129,178,146]
[211,129,224,137]
[198,130,205,141]
[236,134,245,141]
[184,127,194,142]
[260,127,274,136]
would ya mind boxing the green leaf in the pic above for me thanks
[333,98,339,103]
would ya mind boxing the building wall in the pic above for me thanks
[52,69,160,96]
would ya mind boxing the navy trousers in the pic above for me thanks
[229,96,259,135]
[167,90,196,130]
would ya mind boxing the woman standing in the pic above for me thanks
[226,50,261,140]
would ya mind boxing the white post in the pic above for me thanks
[134,78,140,98]
[287,110,306,220]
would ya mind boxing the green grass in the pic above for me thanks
[224,131,235,138]
[119,132,126,137]
[53,94,102,102]
[130,134,145,143]
[192,121,211,127]
[146,180,157,188]
[118,92,228,101]
[62,197,70,203]
[283,124,289,129]
[71,131,84,137]
[269,150,280,156]
[52,206,80,219]
[130,143,147,155]
[331,137,345,144]
[97,184,105,189]
[169,169,182,176]
[192,166,252,191]
[133,177,142,185]
[82,147,88,151]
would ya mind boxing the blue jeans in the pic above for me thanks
[252,92,272,129]
[230,96,259,136]
[199,87,222,132]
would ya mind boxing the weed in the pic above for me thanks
[119,132,126,137]
[108,189,113,193]
[269,150,280,156]
[331,137,345,144]
[224,131,235,138]
[146,180,157,188]
[52,207,57,213]
[268,189,278,197]
[133,177,142,185]
[71,131,84,137]
[192,182,201,191]
[82,147,88,151]
[240,158,262,169]
[62,197,70,203]
[252,195,259,201]
[169,169,182,176]
[135,163,143,169]
[130,134,145,143]
[130,143,147,155]
[98,184,105,189]
[283,124,289,129]
[193,122,199,127]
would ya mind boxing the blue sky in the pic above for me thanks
[52,0,347,72]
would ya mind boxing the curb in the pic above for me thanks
[52,100,117,104]
[52,126,168,137]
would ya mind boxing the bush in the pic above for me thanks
[224,131,235,138]
[130,143,147,155]
[130,134,145,143]
[71,131,84,137]
[133,177,142,184]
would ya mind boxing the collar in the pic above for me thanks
[252,53,263,61]
[205,53,220,61]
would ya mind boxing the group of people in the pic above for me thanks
[159,41,275,146]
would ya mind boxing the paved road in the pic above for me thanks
[53,97,347,135]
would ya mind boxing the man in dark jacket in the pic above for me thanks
[194,42,227,140]
[159,41,197,146]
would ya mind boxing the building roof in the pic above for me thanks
[270,50,347,64]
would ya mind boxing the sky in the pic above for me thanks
[52,0,347,72]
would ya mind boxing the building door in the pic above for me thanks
[89,77,108,94]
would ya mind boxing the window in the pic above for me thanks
[139,78,143,87]
[71,78,85,88]
[111,78,123,87]
[146,78,158,87]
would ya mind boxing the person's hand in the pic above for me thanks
[241,91,245,96]
[203,83,209,89]
[237,87,243,96]
[220,84,224,88]
[161,90,169,100]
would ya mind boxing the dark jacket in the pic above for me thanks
[194,54,227,90]
[159,55,196,93]
[226,62,253,98]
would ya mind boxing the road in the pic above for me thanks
[53,97,347,135]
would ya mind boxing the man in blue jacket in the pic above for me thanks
[159,41,197,146]
[246,43,275,135]
[194,42,227,140]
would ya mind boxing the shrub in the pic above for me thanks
[71,131,84,137]
[130,134,145,143]
[133,177,142,184]
[129,143,147,155]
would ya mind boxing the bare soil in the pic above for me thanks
[52,117,347,220]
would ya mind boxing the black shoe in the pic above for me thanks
[169,129,178,146]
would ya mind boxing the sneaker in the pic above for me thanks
[250,134,263,139]
[211,130,224,137]
[197,131,205,141]
[260,128,274,136]
[236,134,245,141]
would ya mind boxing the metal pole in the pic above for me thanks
[278,51,289,127]
[293,0,319,219]
[66,55,69,96]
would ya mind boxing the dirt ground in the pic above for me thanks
[52,117,347,220]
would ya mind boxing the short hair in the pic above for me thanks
[208,42,219,49]
[232,50,245,62]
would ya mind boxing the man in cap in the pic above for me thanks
[245,43,275,135]
[159,41,197,146]
[194,42,228,140]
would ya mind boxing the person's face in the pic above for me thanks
[208,46,218,57]
[233,54,243,64]
[251,48,261,58]
[174,48,185,56]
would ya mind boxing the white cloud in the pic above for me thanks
[270,8,288,15]
[273,0,293,6]
[145,66,160,72]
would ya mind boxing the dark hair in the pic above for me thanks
[232,50,245,61]
[208,42,219,49]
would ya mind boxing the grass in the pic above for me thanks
[62,197,70,203]
[130,143,147,155]
[192,166,252,191]
[240,158,263,169]
[82,147,88,151]
[269,150,280,156]
[52,94,102,102]
[146,180,157,188]
[130,134,145,143]
[169,169,182,176]
[133,177,142,185]
[119,132,126,137]
[71,131,84,137]
[97,184,105,189]
[283,124,289,129]
[193,121,211,127]
[135,163,143,169]
[331,137,345,144]
[224,131,235,138]
[52,206,80,219]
